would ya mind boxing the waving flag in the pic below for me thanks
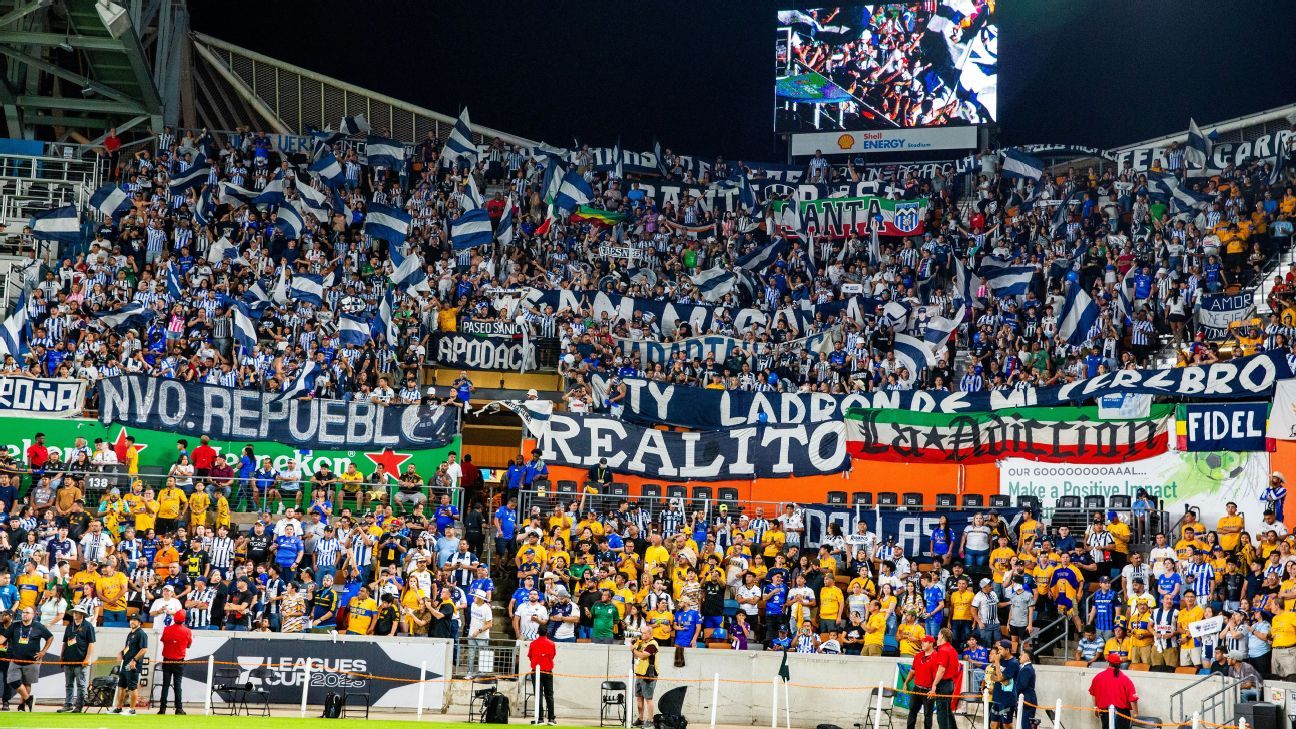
[389,244,427,290]
[274,201,307,239]
[231,301,258,353]
[338,114,370,136]
[194,186,213,226]
[278,360,321,401]
[168,153,210,193]
[736,239,788,272]
[980,258,1036,297]
[245,281,274,317]
[90,184,132,219]
[1058,283,1100,346]
[206,236,242,266]
[893,333,936,383]
[1051,191,1079,235]
[96,301,152,330]
[737,170,760,216]
[1185,118,1211,169]
[461,175,483,211]
[451,208,494,250]
[951,256,980,310]
[882,301,912,331]
[496,202,515,246]
[252,178,286,209]
[923,308,965,349]
[364,202,411,244]
[366,135,405,169]
[1001,149,1046,180]
[379,288,399,354]
[309,150,344,188]
[288,273,325,307]
[691,266,738,302]
[295,183,331,222]
[1118,265,1138,325]
[338,313,371,346]
[0,290,28,359]
[29,206,80,243]
[442,108,478,165]
[218,181,256,207]
[1146,171,1211,212]
[541,157,566,205]
[166,265,183,301]
[552,170,593,215]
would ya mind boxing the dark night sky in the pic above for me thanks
[191,1,1296,159]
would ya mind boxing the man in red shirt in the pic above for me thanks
[527,633,557,725]
[908,636,942,729]
[1089,653,1139,729]
[26,433,48,475]
[931,629,962,729]
[158,609,194,714]
[191,435,218,480]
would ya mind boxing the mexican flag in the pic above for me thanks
[843,405,1173,465]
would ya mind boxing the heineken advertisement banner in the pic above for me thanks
[0,416,460,481]
[999,450,1271,527]
[770,196,929,238]
[97,375,458,452]
[844,406,1173,465]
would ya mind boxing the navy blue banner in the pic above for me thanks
[97,375,458,451]
[802,504,1023,556]
[603,352,1294,428]
[1177,401,1273,452]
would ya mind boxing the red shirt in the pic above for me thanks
[191,444,217,470]
[528,635,556,673]
[911,649,941,689]
[26,444,47,469]
[1089,668,1138,709]
[161,622,193,661]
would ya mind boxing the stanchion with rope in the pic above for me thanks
[417,661,427,720]
[710,672,719,729]
[300,661,311,718]
[204,655,214,716]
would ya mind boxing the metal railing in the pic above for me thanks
[1169,671,1240,725]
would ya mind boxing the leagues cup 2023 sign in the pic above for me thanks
[98,375,457,452]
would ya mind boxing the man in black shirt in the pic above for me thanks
[246,522,272,565]
[374,594,400,637]
[184,537,210,580]
[10,606,54,712]
[110,613,148,715]
[58,605,96,713]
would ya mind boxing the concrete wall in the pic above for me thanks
[484,643,1241,728]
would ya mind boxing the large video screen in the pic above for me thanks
[775,3,998,133]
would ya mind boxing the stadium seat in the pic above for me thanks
[901,492,923,508]
[852,492,873,506]
[1174,666,1199,675]
[1064,660,1089,668]
[533,478,551,493]
[665,485,687,501]
[877,492,899,507]
[608,481,629,496]
[1016,495,1041,512]
[691,486,713,514]
[989,494,1011,509]
[826,490,847,505]
[717,487,739,510]
[640,483,663,500]
[557,480,578,494]
[936,493,957,508]
[961,494,985,508]
[1084,495,1106,510]
[1109,495,1132,509]
[1057,495,1082,510]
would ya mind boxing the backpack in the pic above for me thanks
[483,692,510,724]
[322,692,343,719]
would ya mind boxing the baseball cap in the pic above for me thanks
[920,636,936,644]
[474,590,488,600]
[1106,653,1123,665]
[979,578,991,587]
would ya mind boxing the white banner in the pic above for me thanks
[999,449,1270,526]
[1268,379,1296,440]
[0,375,86,417]
[598,244,648,261]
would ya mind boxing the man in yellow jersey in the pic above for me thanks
[1216,502,1245,553]
[97,561,130,627]
[345,586,378,635]
[862,599,886,657]
[1103,624,1132,665]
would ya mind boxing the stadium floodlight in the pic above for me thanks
[57,34,73,53]
[80,85,95,97]
[95,0,131,39]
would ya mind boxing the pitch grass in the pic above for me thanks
[0,712,591,729]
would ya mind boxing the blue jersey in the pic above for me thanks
[963,646,989,666]
[273,535,302,566]
[1091,589,1118,631]
[674,609,701,646]
[494,506,517,540]
[1157,573,1183,604]
[764,584,788,615]
[923,585,945,623]
[930,528,951,556]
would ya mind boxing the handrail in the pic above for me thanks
[1170,671,1239,724]
[1029,610,1071,658]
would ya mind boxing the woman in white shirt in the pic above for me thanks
[38,587,68,626]
[169,455,195,492]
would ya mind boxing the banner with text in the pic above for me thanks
[1197,292,1254,340]
[604,352,1291,428]
[433,333,534,372]
[770,196,929,238]
[803,505,1024,555]
[998,449,1270,527]
[97,375,458,452]
[0,376,86,418]
[537,412,849,480]
[845,405,1172,465]
[1175,402,1273,452]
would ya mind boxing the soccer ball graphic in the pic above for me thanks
[1190,451,1247,481]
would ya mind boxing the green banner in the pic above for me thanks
[0,416,460,482]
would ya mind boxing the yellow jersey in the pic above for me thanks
[896,622,926,656]
[346,597,378,635]
[158,488,185,520]
[97,571,129,612]
[1217,515,1244,551]
[1272,611,1296,648]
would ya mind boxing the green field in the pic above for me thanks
[0,714,588,729]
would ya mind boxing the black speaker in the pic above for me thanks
[1235,702,1281,729]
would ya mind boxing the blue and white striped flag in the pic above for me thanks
[218,181,256,207]
[0,290,28,359]
[1118,265,1138,325]
[1051,191,1080,235]
[166,265,183,301]
[379,288,399,354]
[389,244,427,290]
[253,178,286,209]
[922,307,965,349]
[274,201,307,239]
[231,300,258,353]
[458,175,483,211]
[552,170,592,215]
[451,208,494,250]
[288,273,325,306]
[441,108,477,165]
[1057,283,1101,346]
[496,202,515,247]
[168,153,210,193]
[893,333,936,384]
[1146,171,1211,212]
[1001,149,1046,180]
[736,239,788,271]
[980,258,1035,297]
[364,202,411,244]
[338,312,371,346]
[309,150,344,188]
[541,157,566,204]
[690,266,738,302]
[244,281,274,317]
[951,256,981,310]
[295,183,331,222]
[365,135,405,169]
[89,184,131,219]
[1185,118,1211,169]
[194,186,213,226]
[206,236,244,266]
[882,301,912,331]
[29,205,80,243]
[95,300,151,330]
[737,170,760,216]
[278,360,321,401]
[338,114,370,136]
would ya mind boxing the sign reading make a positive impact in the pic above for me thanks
[1176,402,1273,452]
